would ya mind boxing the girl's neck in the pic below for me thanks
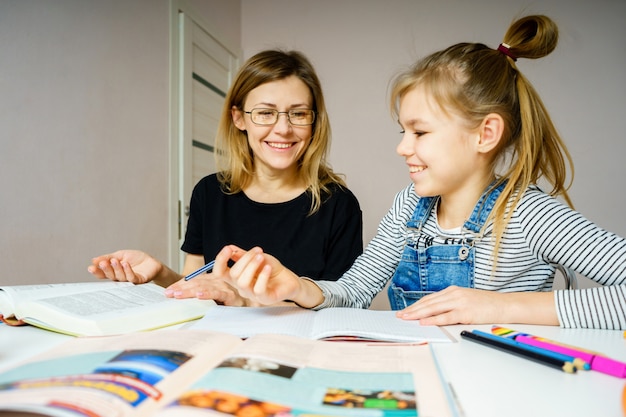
[437,176,496,229]
[436,198,468,230]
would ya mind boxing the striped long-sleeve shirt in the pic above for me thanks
[314,184,626,330]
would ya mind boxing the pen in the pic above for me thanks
[460,330,577,374]
[493,326,626,378]
[183,260,215,281]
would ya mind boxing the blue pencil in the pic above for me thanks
[460,330,577,374]
[183,260,215,281]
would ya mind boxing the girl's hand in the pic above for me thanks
[213,245,303,306]
[397,286,559,326]
[397,286,507,325]
[88,250,162,284]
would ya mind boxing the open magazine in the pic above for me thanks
[0,329,453,417]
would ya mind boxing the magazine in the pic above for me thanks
[0,329,453,417]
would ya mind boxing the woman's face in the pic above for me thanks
[233,76,313,176]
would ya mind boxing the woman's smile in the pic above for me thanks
[266,141,297,150]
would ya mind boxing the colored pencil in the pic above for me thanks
[515,335,590,370]
[460,330,577,374]
[492,326,626,378]
[184,260,215,281]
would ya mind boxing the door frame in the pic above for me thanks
[168,0,240,271]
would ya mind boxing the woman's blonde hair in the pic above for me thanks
[390,15,574,264]
[215,49,346,214]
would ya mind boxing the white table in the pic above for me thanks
[1,322,624,417]
[432,324,625,417]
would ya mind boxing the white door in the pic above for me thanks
[171,10,239,270]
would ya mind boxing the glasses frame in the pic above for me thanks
[243,108,316,126]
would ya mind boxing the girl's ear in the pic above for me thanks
[232,106,246,131]
[476,113,504,154]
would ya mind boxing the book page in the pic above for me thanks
[15,283,216,336]
[155,333,452,417]
[0,281,129,319]
[313,308,453,343]
[0,330,243,417]
[189,305,316,338]
[189,305,452,343]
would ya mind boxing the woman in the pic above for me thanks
[89,50,363,306]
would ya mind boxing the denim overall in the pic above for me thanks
[388,183,505,310]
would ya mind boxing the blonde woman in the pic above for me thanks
[89,50,363,306]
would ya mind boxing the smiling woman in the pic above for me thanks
[231,75,315,202]
[88,50,364,306]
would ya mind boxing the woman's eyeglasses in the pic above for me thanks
[244,108,316,126]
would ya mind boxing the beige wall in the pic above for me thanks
[2,0,625,309]
[241,0,626,241]
[0,0,239,285]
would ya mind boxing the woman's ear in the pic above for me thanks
[476,113,505,154]
[231,106,246,131]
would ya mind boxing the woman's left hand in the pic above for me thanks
[165,275,248,306]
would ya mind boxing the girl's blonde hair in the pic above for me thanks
[215,49,346,214]
[390,15,574,263]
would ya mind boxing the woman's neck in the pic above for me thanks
[244,169,307,204]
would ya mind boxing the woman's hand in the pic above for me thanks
[88,250,163,284]
[397,286,559,326]
[164,275,249,306]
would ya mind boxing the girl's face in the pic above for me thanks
[396,85,481,200]
[233,76,313,177]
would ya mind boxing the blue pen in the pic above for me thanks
[184,260,215,281]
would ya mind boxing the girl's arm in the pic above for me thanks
[555,285,626,329]
[518,190,626,329]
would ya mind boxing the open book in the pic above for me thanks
[188,305,453,343]
[0,281,216,336]
[0,329,453,417]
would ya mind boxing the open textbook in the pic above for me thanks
[0,281,216,336]
[0,330,453,417]
[188,305,453,343]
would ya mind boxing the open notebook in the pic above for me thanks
[187,305,453,343]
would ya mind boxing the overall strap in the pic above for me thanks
[462,181,507,234]
[406,195,439,232]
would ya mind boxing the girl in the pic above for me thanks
[214,16,626,329]
[88,50,363,306]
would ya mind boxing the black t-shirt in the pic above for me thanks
[181,174,363,281]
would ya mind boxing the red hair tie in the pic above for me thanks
[497,43,517,61]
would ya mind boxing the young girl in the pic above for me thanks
[213,15,625,330]
[88,50,363,305]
